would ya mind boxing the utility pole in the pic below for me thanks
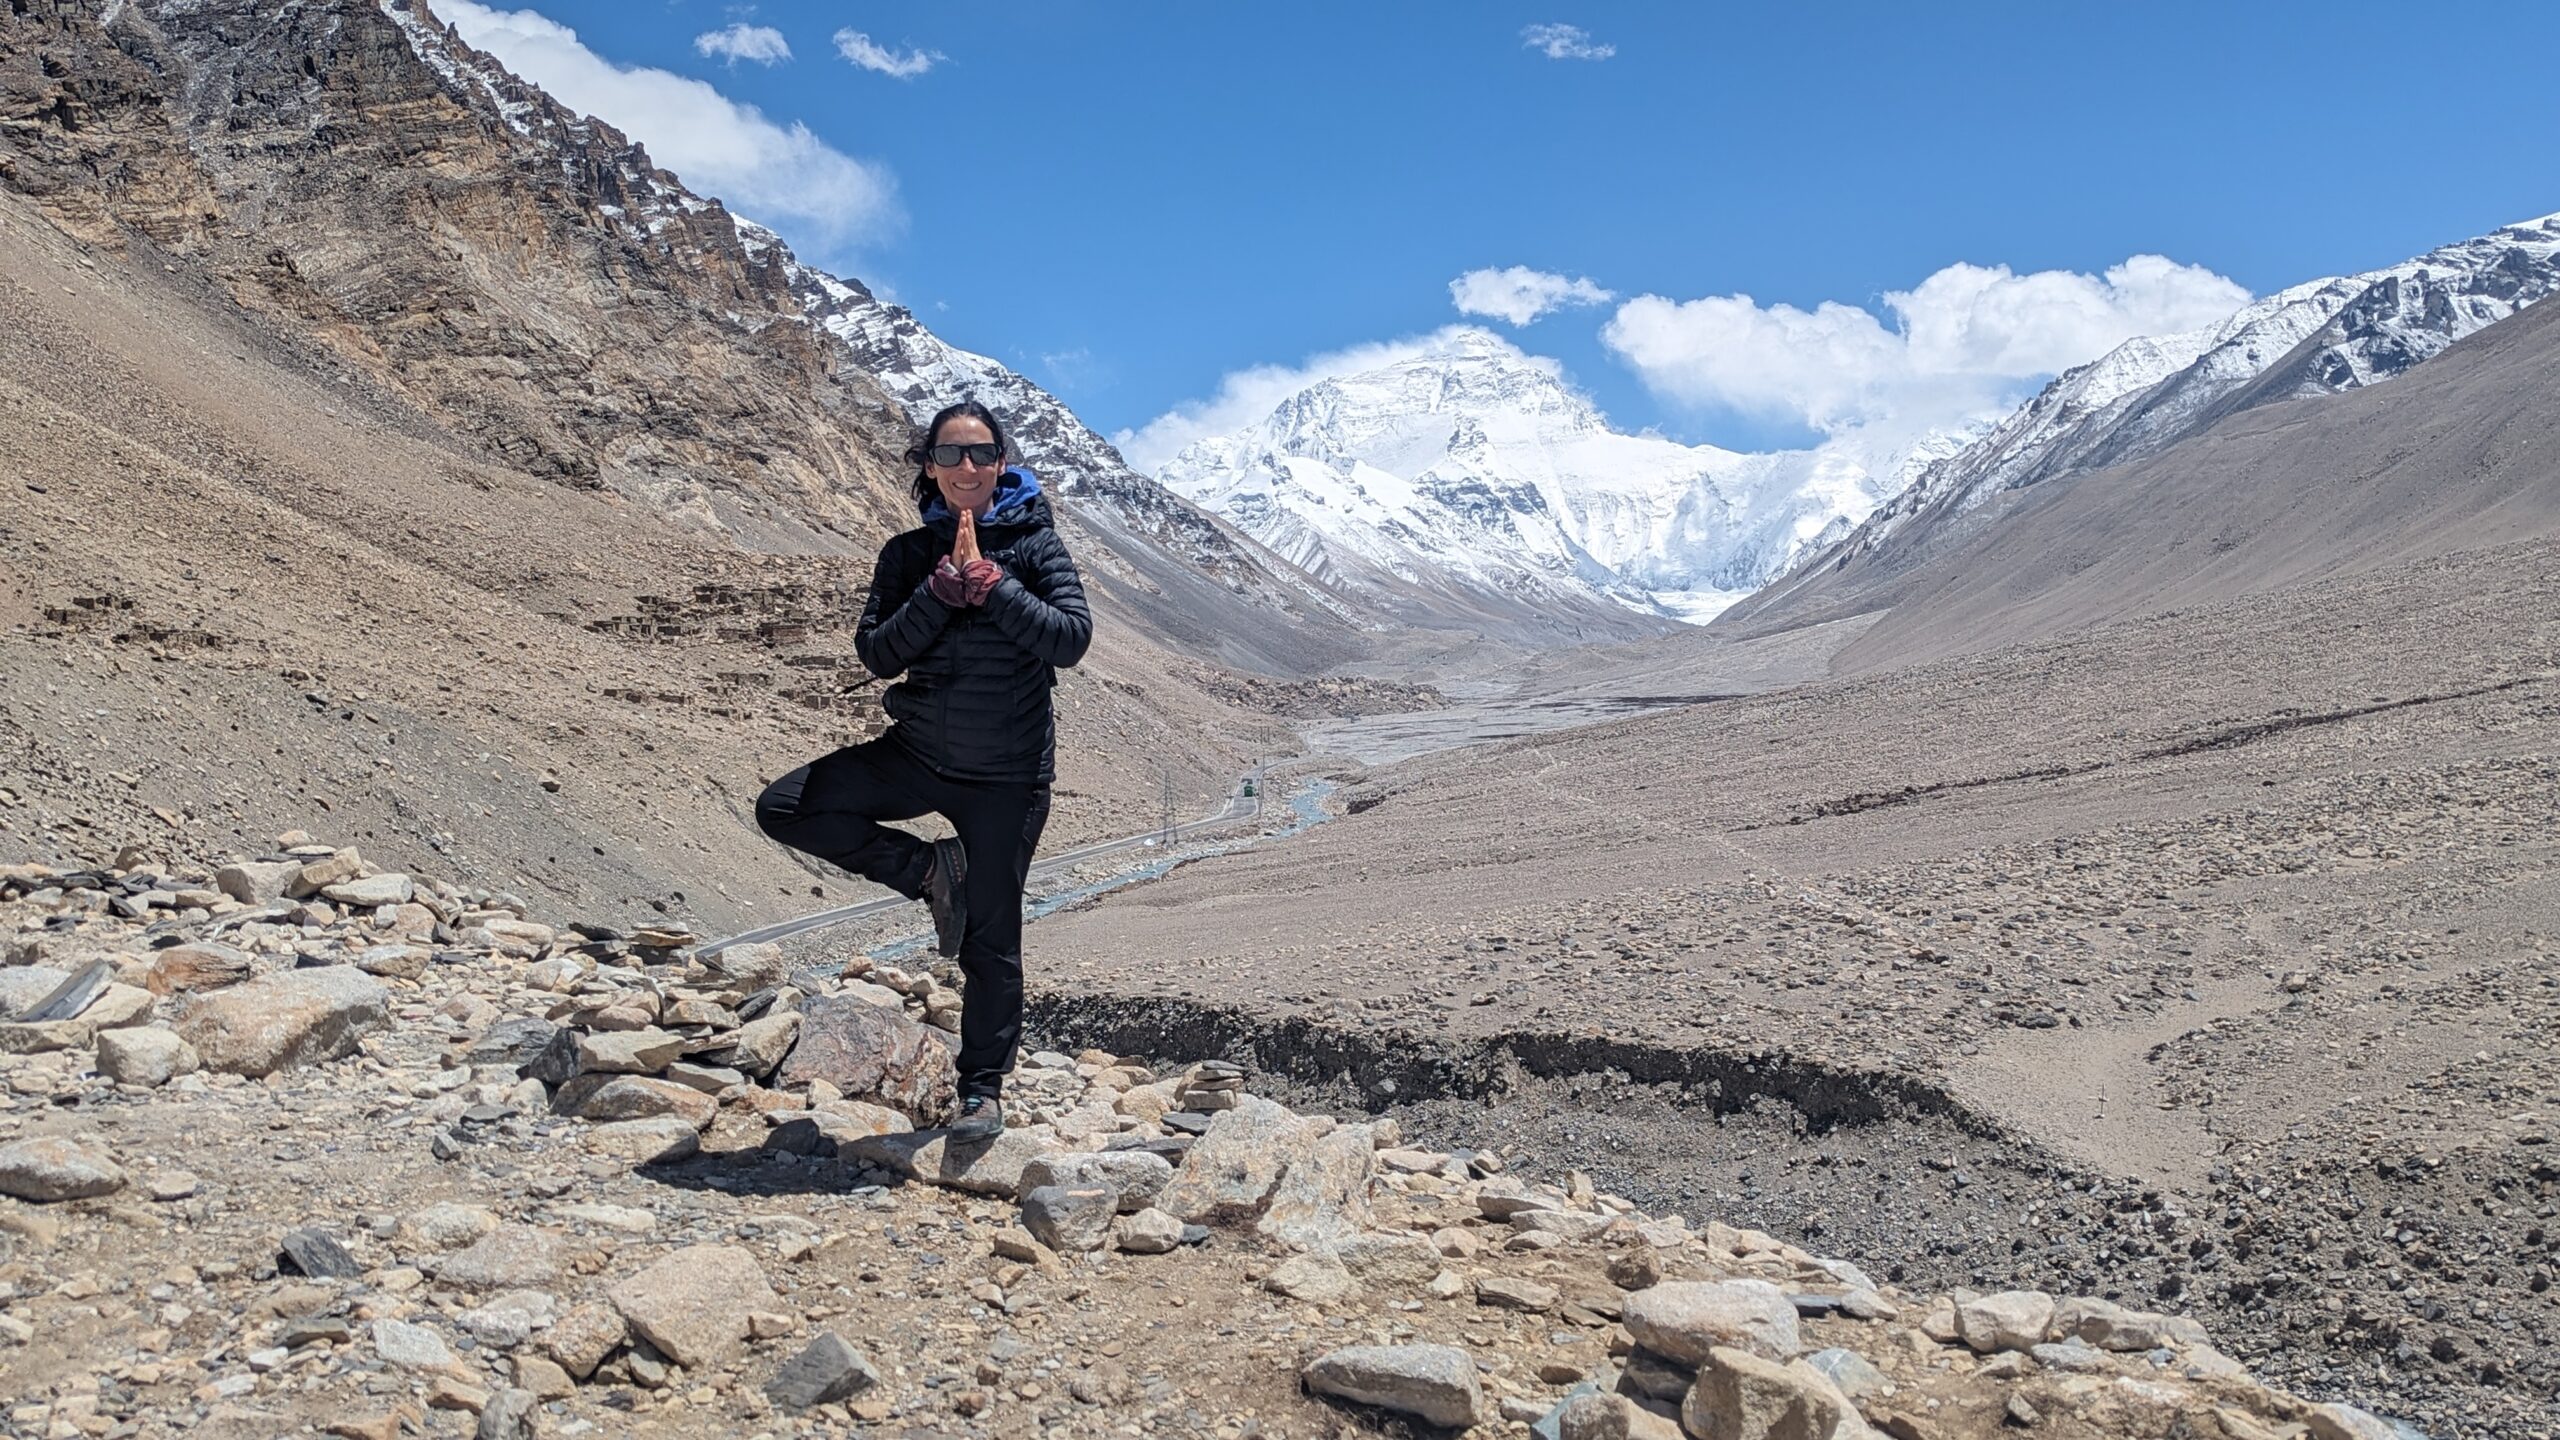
[1158,767,1177,847]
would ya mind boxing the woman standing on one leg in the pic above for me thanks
[755,400,1091,1141]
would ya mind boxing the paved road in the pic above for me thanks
[700,777,1262,956]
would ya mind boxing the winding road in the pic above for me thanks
[700,775,1263,956]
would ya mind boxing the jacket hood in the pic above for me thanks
[921,465,1046,530]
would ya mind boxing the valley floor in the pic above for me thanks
[1020,539,2560,1438]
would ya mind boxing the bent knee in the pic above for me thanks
[753,771,807,841]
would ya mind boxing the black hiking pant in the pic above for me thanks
[754,735,1051,1100]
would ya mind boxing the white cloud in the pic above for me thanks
[1602,255,2251,439]
[1521,23,1614,60]
[1450,266,1615,326]
[693,24,790,66]
[440,1,897,247]
[1115,326,1530,472]
[833,28,941,79]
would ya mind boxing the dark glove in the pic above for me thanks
[960,557,1003,606]
[927,557,972,607]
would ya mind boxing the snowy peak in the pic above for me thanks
[1158,331,1891,631]
[1728,209,2560,631]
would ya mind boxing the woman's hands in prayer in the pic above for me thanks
[928,508,1005,606]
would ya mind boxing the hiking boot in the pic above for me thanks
[923,837,968,958]
[947,1094,1003,1144]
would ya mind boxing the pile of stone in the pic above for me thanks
[0,843,2423,1440]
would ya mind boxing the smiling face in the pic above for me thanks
[927,416,1004,516]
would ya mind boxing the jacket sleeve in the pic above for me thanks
[855,541,954,679]
[982,531,1092,669]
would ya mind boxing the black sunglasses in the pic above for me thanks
[915,441,1005,468]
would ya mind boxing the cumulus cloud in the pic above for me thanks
[693,24,790,66]
[1115,326,1540,472]
[1602,255,2251,438]
[1521,23,1614,60]
[833,28,941,79]
[1450,266,1615,326]
[441,1,898,247]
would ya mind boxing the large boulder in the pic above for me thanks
[1016,1151,1176,1213]
[552,1074,717,1130]
[96,1027,200,1087]
[144,943,252,996]
[1155,1095,1331,1224]
[0,1135,126,1202]
[776,994,956,1123]
[175,967,388,1077]
[1622,1279,1801,1364]
[1680,1347,1866,1440]
[841,1127,1062,1196]
[1302,1343,1484,1428]
[1956,1290,2056,1355]
[1257,1122,1377,1251]
[609,1245,779,1370]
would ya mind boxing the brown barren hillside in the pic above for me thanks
[0,0,1377,934]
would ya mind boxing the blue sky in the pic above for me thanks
[439,0,2559,467]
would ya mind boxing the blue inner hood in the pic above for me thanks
[921,465,1043,525]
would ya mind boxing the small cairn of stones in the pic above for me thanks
[1173,1059,1245,1112]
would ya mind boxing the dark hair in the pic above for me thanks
[906,400,1012,508]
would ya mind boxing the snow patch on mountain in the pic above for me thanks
[1155,329,1921,624]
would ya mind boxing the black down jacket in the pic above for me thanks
[855,470,1092,784]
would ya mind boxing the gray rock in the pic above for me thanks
[461,1017,559,1071]
[575,1027,687,1075]
[776,994,954,1122]
[458,1291,558,1350]
[1303,1343,1484,1428]
[841,1126,1061,1196]
[1264,1251,1359,1305]
[1333,1232,1445,1289]
[1554,1391,1684,1440]
[2306,1404,2403,1440]
[400,1203,500,1252]
[715,1011,801,1079]
[96,1027,200,1087]
[431,1225,561,1290]
[19,960,113,1022]
[1114,1207,1185,1255]
[1257,1121,1376,1251]
[609,1244,779,1369]
[1020,1184,1117,1253]
[1804,1347,1894,1400]
[1155,1095,1330,1223]
[1956,1290,2056,1354]
[279,1228,362,1279]
[2029,1339,2109,1373]
[1476,1275,1560,1313]
[544,1302,625,1380]
[765,1331,881,1409]
[475,1388,539,1440]
[1017,1150,1176,1213]
[215,860,300,904]
[0,967,69,1020]
[174,966,388,1077]
[373,1317,457,1371]
[1622,1279,1801,1364]
[2050,1296,2210,1351]
[0,1136,126,1203]
[322,873,414,908]
[582,1117,701,1167]
[1682,1347,1862,1440]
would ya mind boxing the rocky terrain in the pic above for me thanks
[1027,533,2560,1439]
[0,844,2431,1440]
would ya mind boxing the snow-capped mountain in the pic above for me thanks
[1155,329,1911,630]
[1805,211,2560,570]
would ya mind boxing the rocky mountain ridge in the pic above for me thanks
[1730,210,2560,630]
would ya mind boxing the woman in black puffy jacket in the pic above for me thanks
[756,400,1091,1141]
